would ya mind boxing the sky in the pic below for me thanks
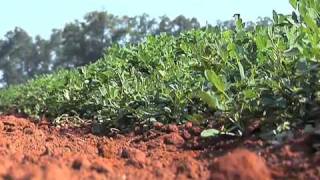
[0,0,294,39]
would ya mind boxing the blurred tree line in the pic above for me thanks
[0,11,271,86]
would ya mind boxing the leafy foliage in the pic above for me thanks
[201,0,320,136]
[1,0,320,136]
[0,33,209,130]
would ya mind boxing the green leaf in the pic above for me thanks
[199,91,226,111]
[201,129,220,138]
[243,89,257,99]
[272,10,278,24]
[289,0,298,9]
[236,18,244,31]
[63,90,70,101]
[205,70,228,98]
[99,86,107,97]
[303,15,318,31]
[255,35,267,50]
[199,91,219,110]
[158,70,166,77]
[237,61,246,80]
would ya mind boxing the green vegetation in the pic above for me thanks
[0,0,320,136]
[0,13,203,86]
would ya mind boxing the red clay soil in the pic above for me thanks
[0,115,319,180]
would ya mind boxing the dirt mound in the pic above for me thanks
[210,149,271,180]
[0,115,319,180]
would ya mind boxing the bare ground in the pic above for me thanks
[0,115,319,180]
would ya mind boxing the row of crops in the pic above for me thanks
[0,0,319,136]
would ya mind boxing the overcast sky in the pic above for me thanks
[0,0,293,39]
